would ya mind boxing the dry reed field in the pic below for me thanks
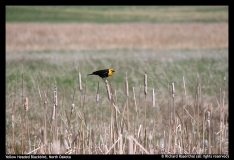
[6,22,228,155]
[6,22,228,51]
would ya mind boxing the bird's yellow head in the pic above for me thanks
[108,68,115,77]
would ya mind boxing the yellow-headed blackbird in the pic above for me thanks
[87,68,115,79]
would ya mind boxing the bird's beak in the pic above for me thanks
[113,70,115,72]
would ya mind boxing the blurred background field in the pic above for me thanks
[6,6,228,154]
[6,6,228,23]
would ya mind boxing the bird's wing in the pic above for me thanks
[93,69,108,75]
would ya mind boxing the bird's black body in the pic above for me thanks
[87,69,109,79]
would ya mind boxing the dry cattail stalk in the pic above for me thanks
[163,130,166,151]
[144,72,147,95]
[51,104,56,120]
[204,109,212,153]
[96,81,99,102]
[171,82,175,125]
[44,101,47,108]
[207,111,211,120]
[53,86,57,107]
[205,110,211,127]
[171,83,175,98]
[36,77,43,103]
[196,83,200,96]
[95,81,99,126]
[43,100,47,146]
[96,93,99,102]
[78,72,82,91]
[133,87,137,112]
[12,114,14,128]
[105,79,111,100]
[118,134,123,154]
[152,88,155,107]
[202,114,205,153]
[127,135,133,154]
[11,101,15,154]
[44,91,48,103]
[70,103,75,116]
[183,76,187,98]
[196,82,201,150]
[137,125,142,139]
[22,72,24,108]
[23,97,28,111]
[125,73,129,97]
[206,117,211,154]
[40,127,45,144]
[143,72,148,132]
[224,75,226,86]
[125,73,130,132]
[43,101,47,127]
[219,121,224,154]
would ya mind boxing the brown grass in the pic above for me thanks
[6,74,228,154]
[6,22,228,51]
